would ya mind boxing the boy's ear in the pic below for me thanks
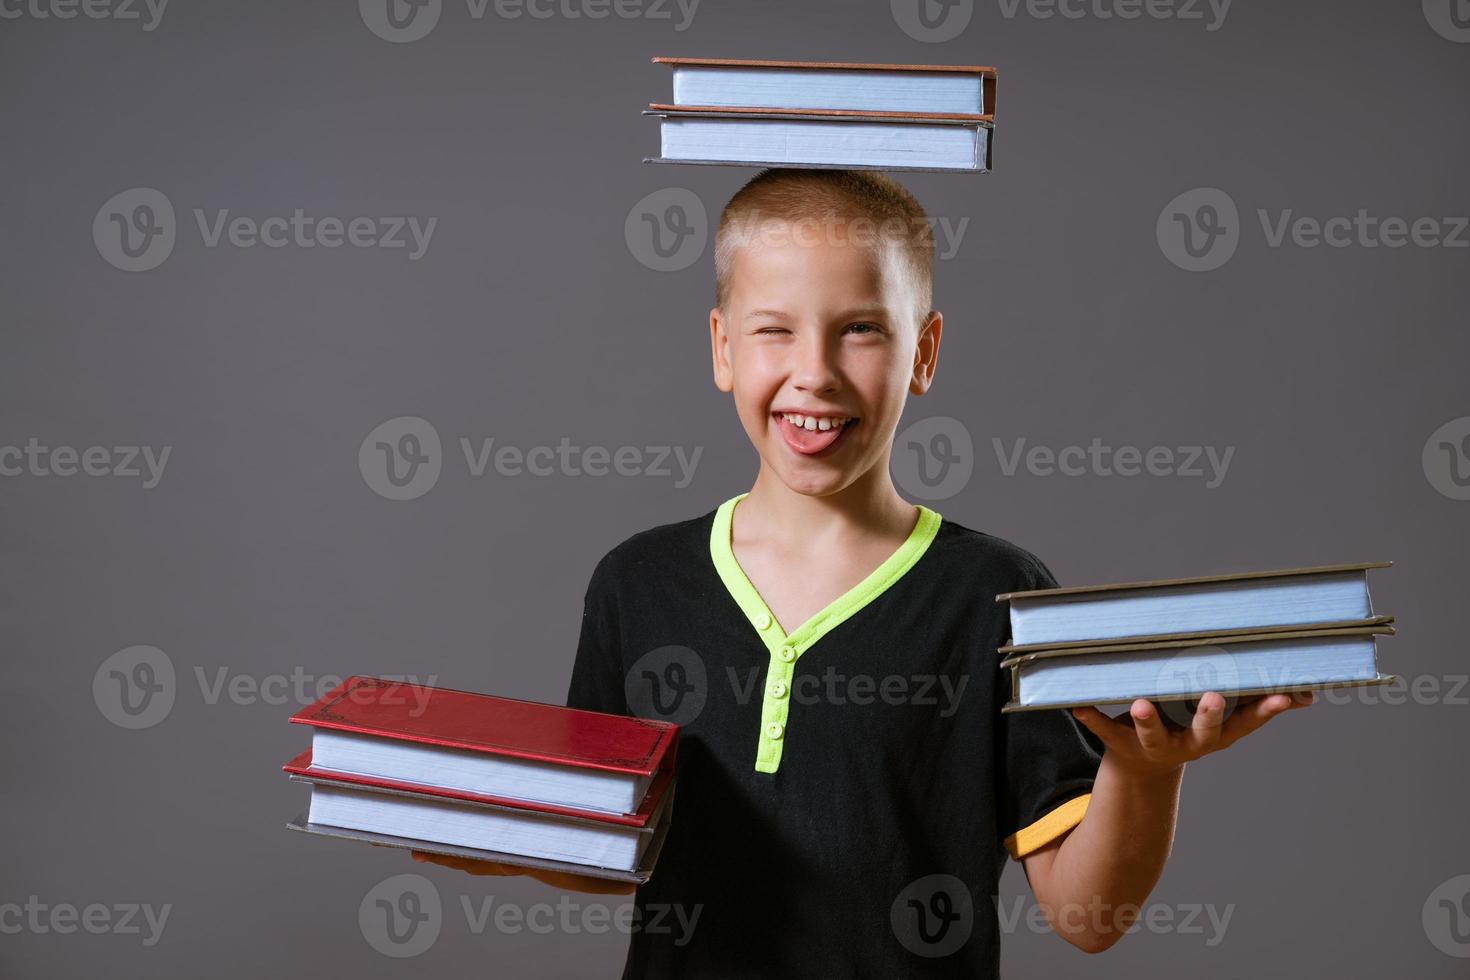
[710,306,734,393]
[909,310,942,396]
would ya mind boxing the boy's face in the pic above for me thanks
[711,222,941,499]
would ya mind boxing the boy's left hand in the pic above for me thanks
[1070,690,1314,778]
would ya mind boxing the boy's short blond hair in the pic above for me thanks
[713,168,936,330]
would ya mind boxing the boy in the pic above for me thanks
[416,169,1313,976]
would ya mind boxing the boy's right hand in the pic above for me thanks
[408,849,637,895]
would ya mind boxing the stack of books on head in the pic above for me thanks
[282,676,678,883]
[996,563,1400,713]
[644,57,996,172]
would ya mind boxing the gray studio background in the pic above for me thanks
[2,0,1467,977]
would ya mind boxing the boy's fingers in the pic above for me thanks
[1184,692,1228,754]
[410,850,513,876]
[407,851,634,894]
[529,870,637,896]
[1219,691,1306,745]
[1127,699,1170,754]
[1070,706,1128,753]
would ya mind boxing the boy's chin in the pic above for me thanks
[761,449,871,498]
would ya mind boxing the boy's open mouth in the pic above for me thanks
[773,411,857,458]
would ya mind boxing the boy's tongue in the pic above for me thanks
[779,416,845,455]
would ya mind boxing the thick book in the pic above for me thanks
[997,624,1399,712]
[645,108,992,173]
[289,676,678,815]
[997,562,1392,651]
[645,56,996,173]
[284,750,676,879]
[653,57,996,118]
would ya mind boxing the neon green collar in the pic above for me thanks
[708,492,943,772]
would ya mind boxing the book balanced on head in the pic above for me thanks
[643,57,997,172]
[281,676,678,883]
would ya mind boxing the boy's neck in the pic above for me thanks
[739,464,919,546]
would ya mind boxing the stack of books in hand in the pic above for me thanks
[996,563,1400,713]
[644,57,996,172]
[282,676,678,883]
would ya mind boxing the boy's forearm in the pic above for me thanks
[1033,755,1184,952]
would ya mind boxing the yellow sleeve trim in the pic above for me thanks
[1003,793,1091,861]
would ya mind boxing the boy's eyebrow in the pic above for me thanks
[743,305,890,323]
[833,305,890,322]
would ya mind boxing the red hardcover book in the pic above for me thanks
[290,675,677,778]
[282,748,674,829]
[284,677,680,881]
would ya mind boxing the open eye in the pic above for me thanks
[846,322,884,335]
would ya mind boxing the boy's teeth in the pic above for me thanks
[781,412,851,430]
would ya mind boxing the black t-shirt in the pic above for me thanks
[566,493,1103,979]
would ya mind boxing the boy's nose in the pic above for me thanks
[790,334,840,394]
